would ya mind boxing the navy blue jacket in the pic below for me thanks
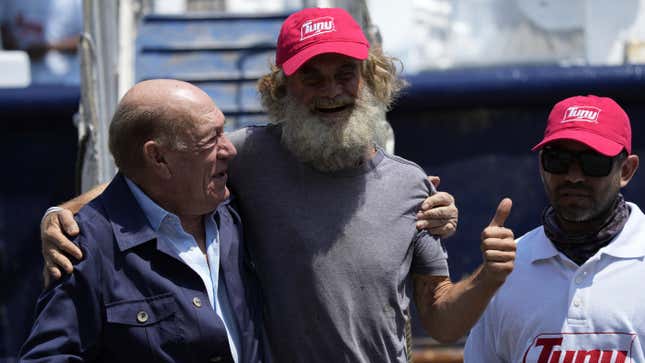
[19,174,263,363]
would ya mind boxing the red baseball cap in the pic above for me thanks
[532,95,632,156]
[276,7,370,76]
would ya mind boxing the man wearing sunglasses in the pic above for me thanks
[464,95,643,362]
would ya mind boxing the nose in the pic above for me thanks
[564,160,585,183]
[319,78,343,98]
[217,134,237,160]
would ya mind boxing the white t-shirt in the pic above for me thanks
[2,0,82,84]
[464,202,645,363]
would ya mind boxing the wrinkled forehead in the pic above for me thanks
[186,104,225,133]
[169,98,223,140]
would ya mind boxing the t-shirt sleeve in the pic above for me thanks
[411,230,449,276]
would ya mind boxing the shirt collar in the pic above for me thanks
[529,227,560,263]
[124,176,170,232]
[125,176,224,232]
[599,202,645,259]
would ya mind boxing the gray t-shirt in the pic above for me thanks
[228,125,449,363]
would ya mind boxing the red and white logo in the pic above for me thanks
[562,106,601,124]
[522,332,636,363]
[300,16,335,40]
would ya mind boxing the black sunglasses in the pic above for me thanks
[541,147,621,177]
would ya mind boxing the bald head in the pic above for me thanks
[120,79,214,114]
[109,79,221,177]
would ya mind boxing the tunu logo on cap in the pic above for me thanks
[300,16,335,40]
[562,106,601,124]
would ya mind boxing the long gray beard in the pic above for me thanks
[279,87,384,172]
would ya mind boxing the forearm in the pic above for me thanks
[415,268,501,343]
[59,183,107,213]
[417,198,515,342]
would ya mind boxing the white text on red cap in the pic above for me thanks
[300,16,336,41]
[562,106,601,124]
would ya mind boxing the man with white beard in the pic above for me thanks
[221,8,516,361]
[39,8,517,362]
[272,65,383,172]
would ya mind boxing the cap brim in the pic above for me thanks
[281,41,369,76]
[531,129,624,156]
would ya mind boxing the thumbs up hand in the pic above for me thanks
[479,198,516,286]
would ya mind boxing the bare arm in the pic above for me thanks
[413,198,515,343]
[413,268,504,342]
[41,183,107,285]
[60,183,107,213]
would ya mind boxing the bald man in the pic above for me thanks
[19,80,263,363]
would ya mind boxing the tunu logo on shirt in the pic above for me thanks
[522,332,636,363]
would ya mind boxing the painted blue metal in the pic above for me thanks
[135,13,286,120]
[400,64,645,109]
[138,16,283,49]
[136,50,274,81]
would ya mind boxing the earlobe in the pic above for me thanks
[620,155,639,187]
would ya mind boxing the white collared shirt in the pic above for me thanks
[465,202,645,363]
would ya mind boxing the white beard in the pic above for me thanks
[279,87,385,172]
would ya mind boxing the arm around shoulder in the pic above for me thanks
[41,183,108,284]
[60,183,108,214]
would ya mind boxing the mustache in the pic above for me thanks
[555,182,593,194]
[312,96,355,108]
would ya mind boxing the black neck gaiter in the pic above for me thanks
[542,194,631,266]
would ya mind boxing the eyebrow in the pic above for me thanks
[299,65,321,77]
[299,61,358,76]
[338,62,358,71]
